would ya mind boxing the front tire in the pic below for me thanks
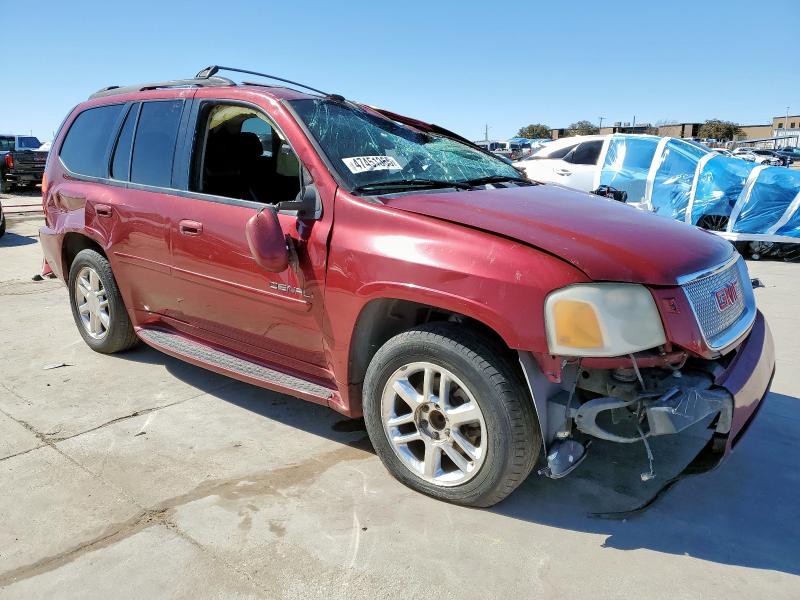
[68,249,138,353]
[363,323,541,507]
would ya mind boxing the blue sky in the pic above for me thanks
[2,0,798,142]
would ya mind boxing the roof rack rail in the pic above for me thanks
[89,76,236,100]
[196,65,332,98]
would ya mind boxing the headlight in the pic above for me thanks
[544,283,666,357]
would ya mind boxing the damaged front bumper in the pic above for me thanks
[521,310,775,480]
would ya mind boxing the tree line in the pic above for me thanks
[516,119,744,141]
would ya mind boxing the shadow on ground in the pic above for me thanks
[118,342,800,577]
[0,231,38,247]
[495,391,800,576]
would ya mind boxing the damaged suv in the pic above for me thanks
[39,67,774,507]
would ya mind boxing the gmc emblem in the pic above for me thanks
[713,280,740,312]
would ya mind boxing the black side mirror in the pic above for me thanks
[277,167,321,219]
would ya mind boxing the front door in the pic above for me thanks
[167,99,329,370]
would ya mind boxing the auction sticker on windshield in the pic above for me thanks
[342,156,403,174]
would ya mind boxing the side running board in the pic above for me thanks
[137,328,334,403]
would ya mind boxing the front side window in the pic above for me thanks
[289,99,521,192]
[130,100,183,188]
[60,104,125,177]
[190,103,300,204]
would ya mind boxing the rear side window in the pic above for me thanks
[0,137,13,151]
[130,100,183,188]
[111,104,139,181]
[60,104,125,177]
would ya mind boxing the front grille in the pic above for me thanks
[682,258,748,345]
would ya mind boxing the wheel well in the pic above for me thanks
[62,233,106,276]
[348,299,513,389]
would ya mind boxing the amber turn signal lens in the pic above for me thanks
[552,299,603,349]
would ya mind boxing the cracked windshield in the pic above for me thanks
[290,98,522,192]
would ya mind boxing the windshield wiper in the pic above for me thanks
[353,179,472,193]
[460,175,531,187]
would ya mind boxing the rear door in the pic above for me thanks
[559,140,603,191]
[100,97,191,318]
[521,142,578,184]
[167,97,330,371]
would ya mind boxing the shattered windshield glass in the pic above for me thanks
[289,99,521,192]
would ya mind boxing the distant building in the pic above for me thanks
[600,124,652,135]
[656,123,702,139]
[546,114,799,145]
[772,114,800,140]
[735,124,773,141]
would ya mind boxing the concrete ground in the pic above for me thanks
[0,213,798,599]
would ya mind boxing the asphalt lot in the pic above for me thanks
[1,207,799,599]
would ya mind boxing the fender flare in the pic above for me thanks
[354,280,522,349]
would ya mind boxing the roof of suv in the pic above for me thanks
[88,65,329,104]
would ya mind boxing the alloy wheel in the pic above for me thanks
[381,361,487,486]
[74,266,110,339]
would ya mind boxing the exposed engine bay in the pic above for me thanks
[520,352,735,483]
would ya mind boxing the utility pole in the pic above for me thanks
[598,116,604,130]
[786,106,790,139]
[484,124,490,142]
[632,115,636,130]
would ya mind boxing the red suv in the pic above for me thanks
[40,66,774,507]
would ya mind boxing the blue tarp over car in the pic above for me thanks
[595,134,800,243]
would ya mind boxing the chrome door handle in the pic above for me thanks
[555,168,572,176]
[179,220,203,236]
[96,204,113,217]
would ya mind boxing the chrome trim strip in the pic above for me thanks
[676,251,738,285]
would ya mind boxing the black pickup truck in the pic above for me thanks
[0,135,48,193]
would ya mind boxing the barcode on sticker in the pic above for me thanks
[342,156,402,174]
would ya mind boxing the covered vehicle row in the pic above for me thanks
[521,134,800,244]
[599,135,800,243]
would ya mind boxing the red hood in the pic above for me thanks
[382,184,735,286]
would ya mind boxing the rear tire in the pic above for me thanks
[0,179,12,194]
[68,249,138,353]
[363,322,541,507]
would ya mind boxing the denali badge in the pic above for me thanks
[713,280,740,312]
[269,281,312,298]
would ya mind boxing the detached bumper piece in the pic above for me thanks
[583,312,774,518]
[574,386,733,443]
[540,311,773,485]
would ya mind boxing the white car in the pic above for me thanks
[710,148,733,157]
[513,135,605,192]
[731,148,782,166]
